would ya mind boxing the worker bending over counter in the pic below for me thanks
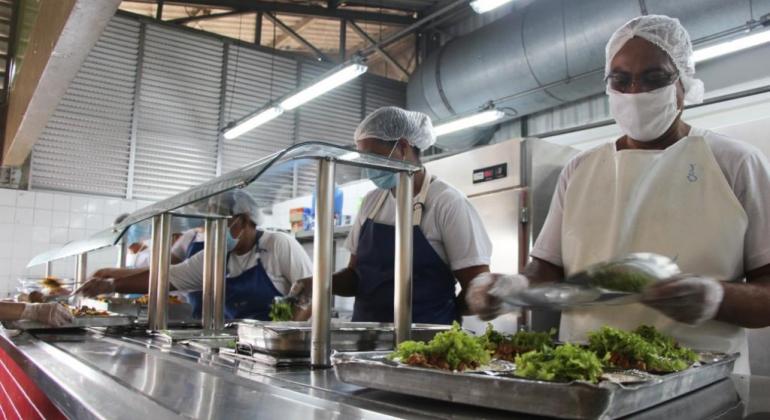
[291,106,493,325]
[77,191,312,320]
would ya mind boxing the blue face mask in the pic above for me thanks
[226,218,241,251]
[365,142,400,190]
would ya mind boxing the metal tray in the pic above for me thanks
[237,321,452,357]
[332,351,738,420]
[219,347,310,367]
[9,314,136,330]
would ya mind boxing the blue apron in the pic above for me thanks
[185,241,205,259]
[188,237,283,321]
[352,173,459,325]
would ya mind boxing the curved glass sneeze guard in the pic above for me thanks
[28,142,421,267]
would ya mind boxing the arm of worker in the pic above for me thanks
[643,151,770,328]
[77,253,205,297]
[0,302,73,326]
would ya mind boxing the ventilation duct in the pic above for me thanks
[408,0,770,148]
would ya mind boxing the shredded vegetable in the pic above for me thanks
[514,343,604,383]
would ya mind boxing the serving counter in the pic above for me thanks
[1,328,768,420]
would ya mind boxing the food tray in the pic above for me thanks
[9,314,136,330]
[502,284,640,309]
[219,347,310,367]
[332,351,738,419]
[237,321,452,357]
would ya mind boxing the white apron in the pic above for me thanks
[560,136,751,374]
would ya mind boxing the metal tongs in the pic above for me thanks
[499,253,681,310]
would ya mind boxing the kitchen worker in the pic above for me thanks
[467,15,770,374]
[76,191,313,320]
[170,222,205,263]
[124,221,151,268]
[0,302,73,327]
[291,106,492,324]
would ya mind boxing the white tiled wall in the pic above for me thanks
[0,188,153,297]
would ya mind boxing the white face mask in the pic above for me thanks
[608,84,681,142]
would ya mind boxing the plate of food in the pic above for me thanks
[334,323,737,419]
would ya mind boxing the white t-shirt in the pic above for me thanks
[532,126,770,272]
[344,177,493,271]
[168,231,313,295]
[171,228,205,261]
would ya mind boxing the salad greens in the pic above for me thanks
[514,343,604,383]
[389,322,490,371]
[588,267,653,293]
[587,325,698,372]
[479,324,555,361]
[269,300,294,322]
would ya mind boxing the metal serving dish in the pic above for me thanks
[237,321,452,356]
[333,351,738,420]
[9,314,136,330]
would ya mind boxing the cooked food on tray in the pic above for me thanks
[514,343,604,383]
[269,299,294,322]
[587,325,698,373]
[480,324,554,362]
[62,304,111,317]
[132,295,184,305]
[389,322,490,371]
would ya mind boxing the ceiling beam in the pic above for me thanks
[2,0,122,166]
[274,16,315,48]
[157,0,416,25]
[349,20,409,79]
[167,10,248,24]
[263,12,332,63]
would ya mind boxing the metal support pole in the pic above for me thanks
[201,219,216,330]
[154,213,172,331]
[394,172,414,344]
[44,261,52,278]
[117,240,128,268]
[147,215,162,329]
[311,159,335,368]
[212,219,227,330]
[75,253,87,289]
[339,20,347,62]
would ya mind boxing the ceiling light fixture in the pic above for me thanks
[470,0,514,14]
[280,61,368,110]
[693,29,770,63]
[434,109,506,137]
[223,106,284,140]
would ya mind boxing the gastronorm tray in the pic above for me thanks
[237,321,452,357]
[332,351,738,420]
[9,314,136,330]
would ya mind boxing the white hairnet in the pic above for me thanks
[354,106,436,151]
[214,190,263,226]
[605,15,704,104]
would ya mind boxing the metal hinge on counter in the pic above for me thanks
[0,166,21,188]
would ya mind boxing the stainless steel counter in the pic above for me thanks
[2,328,769,420]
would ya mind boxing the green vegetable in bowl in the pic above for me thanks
[588,267,654,293]
[389,322,490,371]
[269,299,294,321]
[514,343,604,383]
[479,324,555,361]
[587,325,698,373]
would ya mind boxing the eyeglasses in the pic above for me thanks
[605,70,679,93]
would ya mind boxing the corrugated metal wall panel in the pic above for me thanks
[31,17,140,197]
[526,93,609,136]
[132,25,223,201]
[364,76,407,116]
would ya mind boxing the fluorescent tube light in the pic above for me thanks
[280,62,368,110]
[434,110,506,137]
[470,0,514,14]
[223,106,284,140]
[693,30,770,63]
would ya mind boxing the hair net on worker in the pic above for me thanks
[212,190,263,226]
[605,15,704,104]
[125,221,151,246]
[354,106,437,151]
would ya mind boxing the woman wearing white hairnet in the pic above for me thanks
[291,106,493,324]
[77,191,313,320]
[467,15,770,373]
